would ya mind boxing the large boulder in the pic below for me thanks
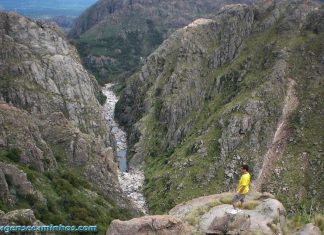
[292,223,321,235]
[0,162,36,205]
[170,192,286,235]
[200,205,251,234]
[106,215,192,235]
[198,199,285,235]
[107,192,287,234]
[0,209,42,226]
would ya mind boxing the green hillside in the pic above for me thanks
[116,1,324,215]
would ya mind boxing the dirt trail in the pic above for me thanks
[255,78,299,191]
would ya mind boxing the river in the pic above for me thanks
[102,84,147,214]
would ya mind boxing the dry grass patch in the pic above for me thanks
[244,200,260,210]
[186,207,207,226]
[185,200,222,226]
[220,196,233,204]
[313,214,324,231]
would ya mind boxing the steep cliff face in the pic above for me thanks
[116,0,324,214]
[0,12,137,232]
[0,12,109,142]
[69,0,253,84]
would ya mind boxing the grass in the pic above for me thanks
[243,201,260,210]
[219,196,233,205]
[141,37,274,210]
[141,19,285,214]
[0,148,21,163]
[313,214,324,231]
[263,30,324,214]
[185,200,222,226]
[184,197,260,228]
[0,156,134,234]
[285,214,324,234]
[186,207,208,226]
[133,9,324,218]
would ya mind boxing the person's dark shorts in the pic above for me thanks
[232,194,246,203]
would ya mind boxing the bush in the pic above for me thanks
[5,148,21,163]
[24,193,39,206]
[52,178,73,194]
[96,90,107,105]
[61,170,90,189]
[15,215,32,226]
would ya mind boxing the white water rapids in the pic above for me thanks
[102,84,147,214]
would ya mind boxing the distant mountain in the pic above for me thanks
[69,0,254,85]
[43,16,76,34]
[0,0,97,18]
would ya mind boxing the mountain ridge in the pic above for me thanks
[115,0,324,215]
[0,12,138,232]
[69,0,254,84]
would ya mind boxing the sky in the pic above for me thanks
[0,0,97,18]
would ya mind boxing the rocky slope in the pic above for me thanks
[116,0,324,215]
[0,12,138,232]
[68,0,253,84]
[107,192,322,234]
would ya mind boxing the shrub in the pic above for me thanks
[186,200,222,226]
[61,170,90,189]
[96,90,107,105]
[15,215,32,226]
[24,193,39,206]
[5,148,21,163]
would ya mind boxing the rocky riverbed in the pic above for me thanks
[102,84,147,213]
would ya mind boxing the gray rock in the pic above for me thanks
[293,223,321,235]
[0,161,36,204]
[0,12,111,144]
[0,209,42,226]
[170,192,285,234]
[106,215,192,235]
[0,12,137,215]
[199,198,286,235]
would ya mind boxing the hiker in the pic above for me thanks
[232,164,251,210]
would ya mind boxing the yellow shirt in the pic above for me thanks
[237,172,251,194]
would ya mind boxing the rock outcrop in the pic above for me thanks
[107,215,192,235]
[116,0,324,215]
[0,209,42,226]
[0,161,36,205]
[107,192,287,235]
[0,12,137,232]
[293,223,321,235]
[0,12,110,143]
